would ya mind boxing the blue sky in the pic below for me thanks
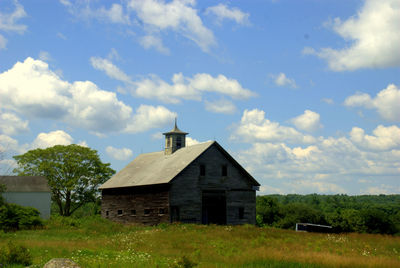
[0,0,399,195]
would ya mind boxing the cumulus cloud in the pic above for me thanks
[350,125,400,151]
[231,109,316,144]
[0,0,27,49]
[291,110,322,132]
[125,105,177,133]
[0,57,175,135]
[0,130,88,173]
[204,99,236,114]
[344,84,400,122]
[186,137,201,146]
[133,73,255,104]
[305,0,400,71]
[90,56,132,84]
[206,4,250,25]
[0,112,29,135]
[106,146,133,161]
[270,73,297,88]
[232,109,400,194]
[32,130,74,149]
[128,0,216,52]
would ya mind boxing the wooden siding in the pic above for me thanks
[101,185,169,225]
[170,144,256,225]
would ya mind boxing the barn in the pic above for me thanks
[99,122,260,225]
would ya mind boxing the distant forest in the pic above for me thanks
[256,194,400,235]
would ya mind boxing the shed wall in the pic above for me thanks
[3,192,51,219]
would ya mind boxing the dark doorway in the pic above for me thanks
[202,190,226,225]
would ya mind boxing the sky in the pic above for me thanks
[0,0,399,195]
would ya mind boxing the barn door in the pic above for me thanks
[202,190,226,225]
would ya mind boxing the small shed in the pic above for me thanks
[0,176,51,219]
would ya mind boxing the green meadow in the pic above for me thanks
[0,216,399,267]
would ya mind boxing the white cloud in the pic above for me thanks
[307,0,400,71]
[0,0,27,33]
[106,146,133,161]
[232,109,400,194]
[57,32,67,40]
[139,35,170,54]
[322,98,334,104]
[270,73,297,88]
[0,112,29,135]
[204,99,236,114]
[186,137,200,146]
[133,73,255,104]
[38,51,52,62]
[128,0,216,52]
[62,2,130,25]
[344,84,400,122]
[125,105,177,134]
[291,110,322,132]
[32,130,74,149]
[231,109,316,144]
[90,56,132,84]
[350,125,400,151]
[206,4,250,25]
[0,0,27,49]
[0,57,175,135]
[361,185,400,195]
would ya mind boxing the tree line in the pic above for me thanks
[256,194,400,235]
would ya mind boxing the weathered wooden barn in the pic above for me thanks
[99,122,260,225]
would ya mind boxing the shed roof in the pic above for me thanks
[100,141,259,189]
[0,176,50,192]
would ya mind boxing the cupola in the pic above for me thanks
[163,119,188,155]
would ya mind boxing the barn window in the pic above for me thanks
[222,165,227,176]
[176,136,182,148]
[238,207,244,219]
[117,209,123,216]
[159,208,165,215]
[131,209,136,216]
[200,164,206,176]
[144,209,151,215]
[106,211,109,217]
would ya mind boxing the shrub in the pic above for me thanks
[0,241,32,266]
[173,256,197,268]
[0,203,43,231]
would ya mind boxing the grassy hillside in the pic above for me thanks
[0,216,399,267]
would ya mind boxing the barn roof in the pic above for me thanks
[0,176,50,192]
[99,141,259,189]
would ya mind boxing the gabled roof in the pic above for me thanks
[0,176,50,192]
[100,141,259,189]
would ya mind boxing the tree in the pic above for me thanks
[13,144,115,216]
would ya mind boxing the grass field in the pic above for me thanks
[1,216,399,267]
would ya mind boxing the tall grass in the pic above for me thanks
[0,216,399,267]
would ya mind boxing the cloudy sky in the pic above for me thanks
[0,0,399,195]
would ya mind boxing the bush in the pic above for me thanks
[0,241,32,266]
[0,203,43,231]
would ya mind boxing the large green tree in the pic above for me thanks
[13,144,115,216]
